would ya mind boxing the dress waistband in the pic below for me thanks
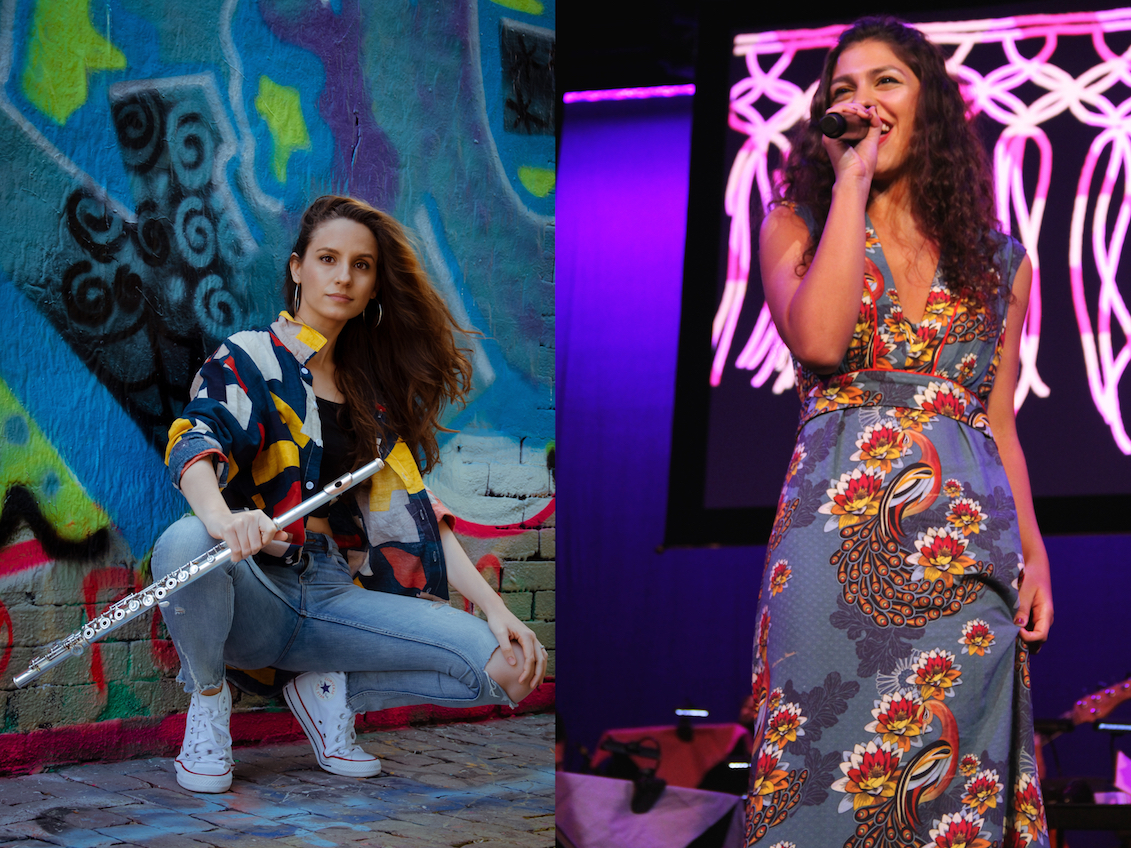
[799,370,994,439]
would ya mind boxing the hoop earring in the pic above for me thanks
[292,286,301,316]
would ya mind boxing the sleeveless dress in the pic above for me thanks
[745,215,1048,848]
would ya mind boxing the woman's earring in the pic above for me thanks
[375,302,383,327]
[292,286,301,316]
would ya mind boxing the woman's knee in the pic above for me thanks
[152,515,222,580]
[485,643,534,705]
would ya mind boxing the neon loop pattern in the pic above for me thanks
[714,9,1131,454]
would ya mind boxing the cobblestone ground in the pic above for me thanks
[0,714,554,848]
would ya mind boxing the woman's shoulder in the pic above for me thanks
[762,202,818,242]
[199,325,295,386]
[763,202,819,242]
[215,317,296,353]
[986,230,1027,290]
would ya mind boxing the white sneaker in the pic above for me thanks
[283,672,381,778]
[174,683,233,793]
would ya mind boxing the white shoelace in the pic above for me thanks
[323,708,361,756]
[184,696,233,763]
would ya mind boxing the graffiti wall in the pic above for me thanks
[0,0,554,769]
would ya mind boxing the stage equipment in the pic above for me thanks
[598,736,667,814]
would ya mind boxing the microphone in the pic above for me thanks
[818,112,872,141]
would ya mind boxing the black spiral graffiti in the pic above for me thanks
[133,199,171,267]
[48,80,255,453]
[112,92,165,174]
[216,209,248,268]
[113,264,145,313]
[174,196,217,269]
[167,104,215,192]
[62,260,115,326]
[65,191,128,264]
[194,274,242,340]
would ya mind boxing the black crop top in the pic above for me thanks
[310,397,354,518]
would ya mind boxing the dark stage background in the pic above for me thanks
[558,11,1131,838]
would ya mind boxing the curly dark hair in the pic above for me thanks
[777,16,1003,304]
[284,196,472,473]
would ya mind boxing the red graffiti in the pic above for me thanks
[451,498,556,539]
[463,554,502,613]
[0,540,51,579]
[82,567,141,693]
[149,606,179,674]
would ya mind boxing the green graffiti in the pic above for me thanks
[490,0,546,14]
[96,680,148,722]
[0,378,109,541]
[518,165,555,197]
[255,75,311,184]
[21,0,127,125]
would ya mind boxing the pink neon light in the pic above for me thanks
[563,84,695,104]
[713,8,1131,454]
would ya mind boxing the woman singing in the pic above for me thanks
[153,195,546,793]
[746,17,1052,846]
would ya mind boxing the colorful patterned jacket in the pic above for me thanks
[165,312,449,600]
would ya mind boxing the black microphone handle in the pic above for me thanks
[819,112,848,138]
[818,112,872,141]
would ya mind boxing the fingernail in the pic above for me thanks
[1014,616,1025,625]
[508,656,517,665]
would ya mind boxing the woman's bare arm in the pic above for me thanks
[178,460,288,562]
[761,104,881,371]
[985,256,1053,647]
[440,522,547,687]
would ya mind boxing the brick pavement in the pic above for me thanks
[0,714,554,848]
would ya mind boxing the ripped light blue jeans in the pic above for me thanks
[151,515,513,713]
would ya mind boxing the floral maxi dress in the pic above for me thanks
[745,218,1048,848]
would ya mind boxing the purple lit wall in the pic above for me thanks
[558,95,764,758]
[557,90,1131,810]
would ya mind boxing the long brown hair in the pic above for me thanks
[778,16,1003,304]
[283,196,472,473]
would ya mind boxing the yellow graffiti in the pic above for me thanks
[21,0,127,125]
[518,166,555,197]
[0,379,109,541]
[490,0,545,13]
[255,76,311,184]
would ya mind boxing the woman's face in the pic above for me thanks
[290,217,379,338]
[829,39,921,182]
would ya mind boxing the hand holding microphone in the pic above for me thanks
[817,106,881,183]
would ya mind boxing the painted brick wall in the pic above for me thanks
[0,0,554,772]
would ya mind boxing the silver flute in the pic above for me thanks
[13,456,385,689]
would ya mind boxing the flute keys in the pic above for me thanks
[112,608,126,621]
[82,626,96,641]
[98,617,111,630]
[128,599,140,612]
[176,570,190,583]
[188,563,199,575]
[164,576,178,591]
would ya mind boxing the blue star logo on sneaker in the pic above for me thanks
[317,678,334,699]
